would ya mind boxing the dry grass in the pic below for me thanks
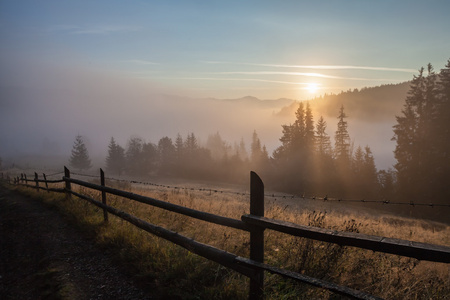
[9,179,450,299]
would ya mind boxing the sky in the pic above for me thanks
[1,0,449,99]
[1,1,450,169]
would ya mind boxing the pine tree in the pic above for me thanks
[105,137,125,175]
[141,142,158,175]
[251,130,263,164]
[292,102,306,153]
[158,137,176,174]
[69,135,92,171]
[126,136,144,175]
[362,146,378,198]
[315,116,332,156]
[175,133,184,162]
[238,138,248,161]
[434,59,450,200]
[304,102,315,151]
[392,65,439,201]
[184,133,199,160]
[334,105,350,163]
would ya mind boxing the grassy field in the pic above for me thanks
[8,177,450,299]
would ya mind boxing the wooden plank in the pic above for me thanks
[100,169,108,222]
[42,173,50,193]
[68,190,257,279]
[235,257,383,300]
[64,167,71,200]
[241,215,450,263]
[64,176,251,232]
[249,171,264,299]
[34,172,39,191]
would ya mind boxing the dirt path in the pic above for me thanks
[0,186,155,300]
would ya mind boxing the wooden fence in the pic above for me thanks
[4,167,450,300]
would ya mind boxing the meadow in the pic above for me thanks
[10,176,450,299]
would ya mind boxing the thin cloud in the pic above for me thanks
[202,61,417,73]
[124,60,160,65]
[145,76,313,85]
[250,63,418,73]
[49,25,141,35]
[211,71,400,81]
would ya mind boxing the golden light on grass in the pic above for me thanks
[18,181,450,299]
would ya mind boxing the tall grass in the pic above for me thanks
[11,180,450,299]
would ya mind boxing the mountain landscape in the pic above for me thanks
[1,81,410,171]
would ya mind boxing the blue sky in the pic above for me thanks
[1,0,449,99]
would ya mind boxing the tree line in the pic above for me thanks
[69,59,449,204]
[69,103,381,199]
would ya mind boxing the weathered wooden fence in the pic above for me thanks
[5,167,450,300]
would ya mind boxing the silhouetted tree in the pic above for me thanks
[105,137,126,175]
[69,135,92,171]
[378,169,396,200]
[125,136,144,175]
[315,116,332,156]
[251,130,263,164]
[141,142,158,175]
[393,65,439,201]
[206,132,230,161]
[334,105,351,163]
[304,102,315,152]
[158,136,176,175]
[434,59,450,200]
[361,146,378,198]
[311,115,336,194]
[233,138,248,162]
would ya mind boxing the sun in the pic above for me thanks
[306,83,319,94]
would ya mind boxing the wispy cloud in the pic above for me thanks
[202,61,417,73]
[148,76,314,85]
[210,71,401,81]
[123,60,160,65]
[49,25,141,35]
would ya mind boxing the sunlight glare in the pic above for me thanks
[306,83,319,93]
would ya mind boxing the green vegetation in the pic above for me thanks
[10,181,450,299]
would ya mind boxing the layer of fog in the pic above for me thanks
[1,63,401,171]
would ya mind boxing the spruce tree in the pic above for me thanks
[334,105,351,163]
[126,136,144,175]
[315,116,332,156]
[105,137,126,175]
[393,65,439,201]
[69,135,92,171]
[158,137,176,174]
[435,59,450,200]
[304,102,315,151]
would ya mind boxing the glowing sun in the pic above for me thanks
[306,83,319,93]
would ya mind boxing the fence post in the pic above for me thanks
[249,171,265,300]
[100,168,108,222]
[43,173,49,193]
[64,166,72,200]
[24,174,27,184]
[34,172,39,191]
[20,173,24,184]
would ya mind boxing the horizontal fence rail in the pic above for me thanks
[63,176,251,232]
[241,215,450,263]
[3,167,450,300]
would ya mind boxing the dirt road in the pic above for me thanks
[0,186,155,300]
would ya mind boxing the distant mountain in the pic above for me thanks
[276,82,411,122]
